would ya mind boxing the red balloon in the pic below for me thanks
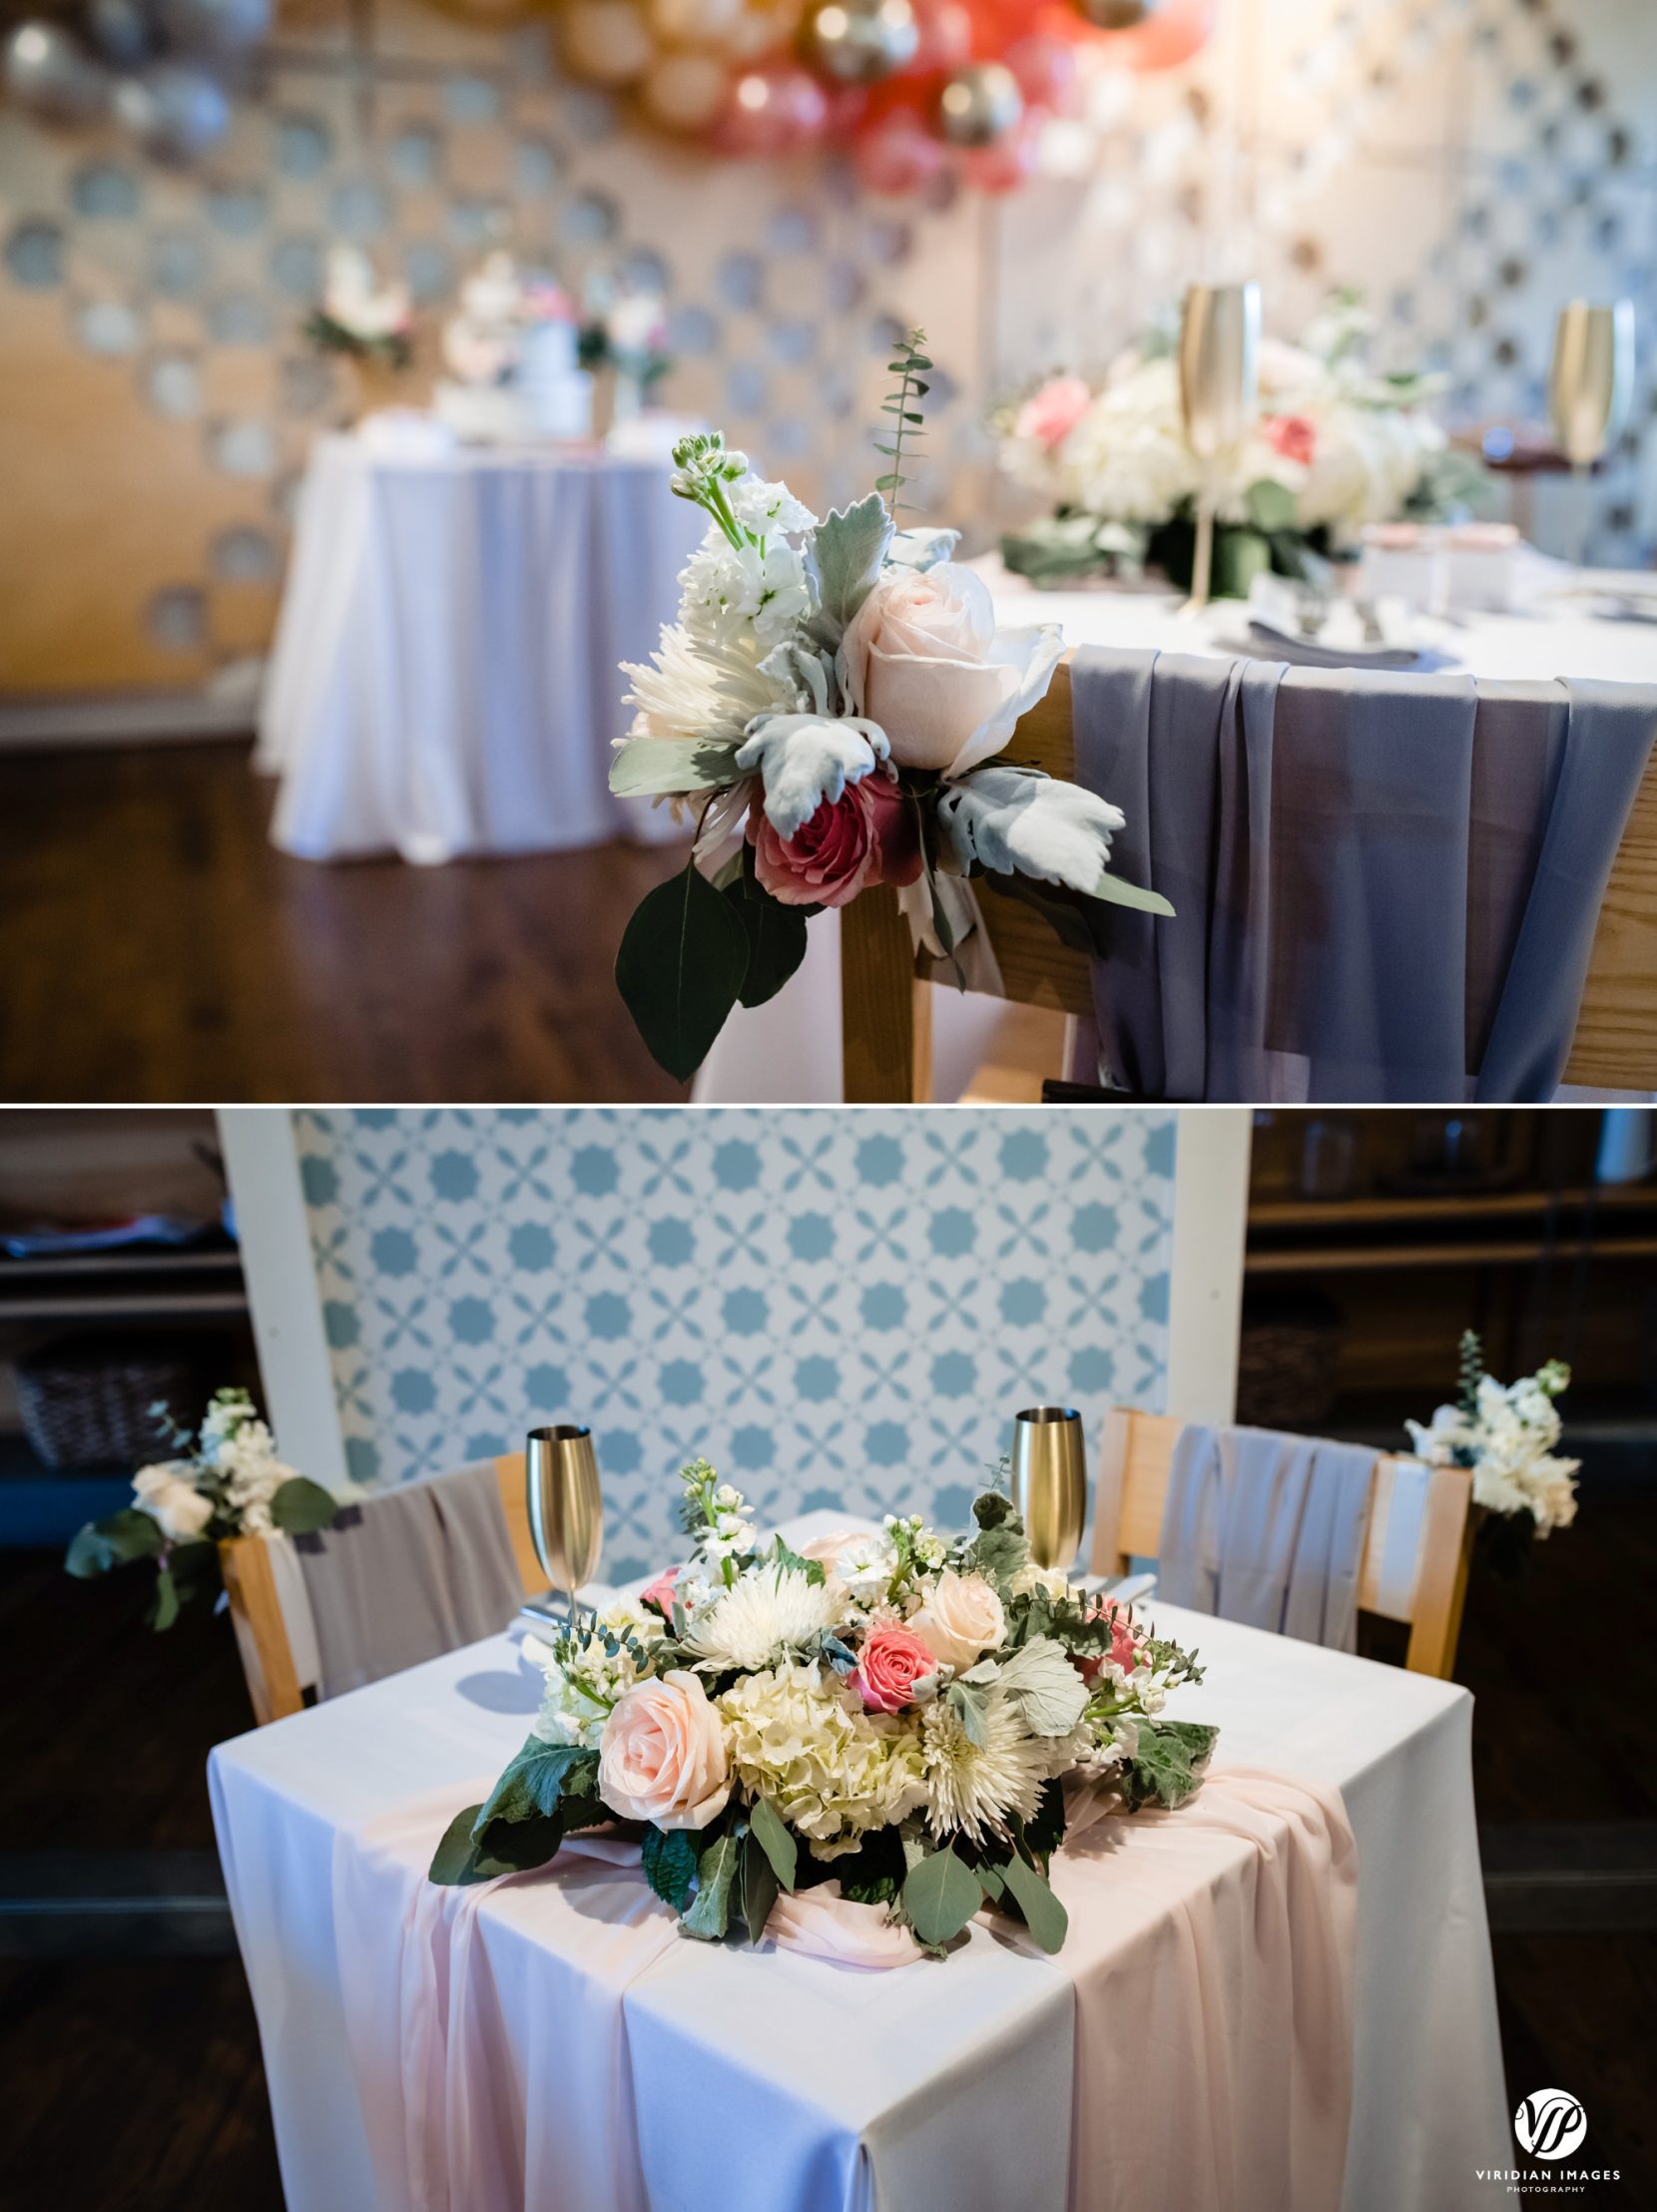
[1003,32,1082,116]
[710,62,829,156]
[853,105,950,195]
[959,113,1041,193]
[908,0,973,72]
[1093,0,1216,72]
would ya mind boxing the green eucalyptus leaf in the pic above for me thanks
[472,1738,598,1844]
[429,1804,563,1887]
[682,1828,743,1941]
[1085,872,1176,918]
[901,1848,982,1947]
[150,1564,180,1633]
[1243,477,1298,537]
[270,1476,338,1534]
[740,1828,781,1945]
[615,862,751,1082]
[747,1795,798,1892]
[724,880,809,1009]
[999,1852,1069,1954]
[642,1824,700,1912]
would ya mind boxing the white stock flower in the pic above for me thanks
[728,474,818,537]
[531,1614,654,1749]
[936,767,1125,895]
[718,1661,925,1849]
[735,713,891,838]
[682,1562,834,1672]
[1403,1403,1474,1465]
[680,525,814,651]
[920,1688,1049,1845]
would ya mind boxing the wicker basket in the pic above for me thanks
[16,1336,203,1469]
[1235,1292,1344,1432]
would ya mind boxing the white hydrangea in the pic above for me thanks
[679,525,815,651]
[718,1661,926,1850]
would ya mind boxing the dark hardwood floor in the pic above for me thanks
[4,1497,1656,2207]
[0,739,687,1103]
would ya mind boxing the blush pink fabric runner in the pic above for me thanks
[330,1763,1356,2212]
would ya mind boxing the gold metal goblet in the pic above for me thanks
[1010,1406,1088,1573]
[1549,299,1635,576]
[1177,279,1261,613]
[525,1424,603,1631]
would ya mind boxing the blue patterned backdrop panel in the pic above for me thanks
[294,1108,1176,1583]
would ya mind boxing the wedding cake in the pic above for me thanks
[432,253,592,444]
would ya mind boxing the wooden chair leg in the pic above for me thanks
[840,885,925,1103]
[219,1535,305,1726]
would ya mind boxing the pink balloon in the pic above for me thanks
[1003,32,1082,118]
[711,61,829,156]
[909,0,972,72]
[852,106,949,196]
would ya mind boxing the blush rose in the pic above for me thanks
[639,1564,681,1618]
[850,1623,938,1714]
[911,1571,1006,1674]
[839,563,1023,779]
[747,770,920,908]
[598,1669,731,1830]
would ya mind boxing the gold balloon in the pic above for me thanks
[935,59,1022,148]
[800,0,918,84]
[1073,0,1161,26]
[561,0,653,87]
[640,48,730,131]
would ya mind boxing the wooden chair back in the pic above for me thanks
[221,1451,538,1726]
[839,659,1657,1100]
[1090,1407,1474,1678]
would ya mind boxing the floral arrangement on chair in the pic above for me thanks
[429,1461,1215,1960]
[65,1387,336,1630]
[610,329,1171,1079]
[303,246,415,371]
[996,292,1490,594]
[1404,1331,1579,1575]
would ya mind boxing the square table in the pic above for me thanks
[211,1523,1509,2212]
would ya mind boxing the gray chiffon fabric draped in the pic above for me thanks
[294,1458,523,1699]
[1157,1422,1378,1652]
[1069,648,1657,1102]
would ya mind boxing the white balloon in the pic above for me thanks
[2,21,113,123]
[115,63,231,160]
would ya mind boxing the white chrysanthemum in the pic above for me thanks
[718,1661,925,1849]
[920,1689,1050,1846]
[728,474,818,537]
[619,620,793,751]
[680,525,815,651]
[682,1563,836,1673]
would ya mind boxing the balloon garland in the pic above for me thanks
[551,0,1218,194]
[2,0,269,160]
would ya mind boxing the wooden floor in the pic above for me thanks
[0,740,687,1103]
[4,1492,1656,2207]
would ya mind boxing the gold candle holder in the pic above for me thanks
[1010,1406,1087,1572]
[525,1424,603,1628]
[1177,279,1261,613]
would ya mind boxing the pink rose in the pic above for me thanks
[639,1564,681,1618]
[839,564,1060,781]
[1015,374,1091,452]
[1078,1598,1141,1684]
[1263,413,1317,466]
[850,1623,937,1713]
[598,1669,731,1830]
[747,770,920,908]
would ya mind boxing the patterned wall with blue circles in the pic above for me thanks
[294,1108,1176,1582]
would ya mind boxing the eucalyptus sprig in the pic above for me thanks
[874,326,932,527]
[1457,1328,1484,1421]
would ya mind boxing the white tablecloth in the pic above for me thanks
[695,558,1657,1102]
[210,1516,1508,2212]
[258,435,704,862]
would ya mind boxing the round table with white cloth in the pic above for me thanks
[257,429,705,863]
[693,552,1657,1103]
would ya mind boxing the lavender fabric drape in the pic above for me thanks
[295,1459,523,1700]
[1158,1424,1377,1653]
[1069,648,1657,1102]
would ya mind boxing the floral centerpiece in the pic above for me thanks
[65,1387,336,1630]
[439,251,575,388]
[429,1461,1215,1959]
[1404,1331,1579,1576]
[610,329,1171,1080]
[304,246,414,371]
[578,287,674,398]
[997,293,1490,594]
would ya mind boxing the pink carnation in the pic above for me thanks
[640,1564,681,1618]
[1263,413,1318,466]
[850,1623,937,1714]
[1015,374,1091,452]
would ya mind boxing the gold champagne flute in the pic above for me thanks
[1549,299,1635,578]
[1178,279,1261,614]
[526,1423,603,1631]
[1010,1406,1088,1573]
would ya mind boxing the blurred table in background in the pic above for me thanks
[257,434,704,864]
